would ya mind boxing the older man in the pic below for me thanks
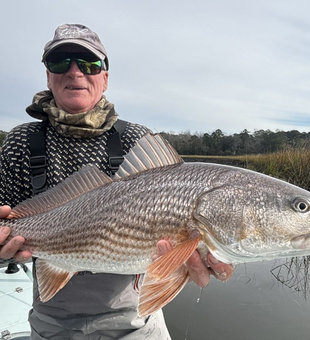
[0,24,233,339]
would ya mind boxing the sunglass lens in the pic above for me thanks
[77,60,102,74]
[46,59,71,73]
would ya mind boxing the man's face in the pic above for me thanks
[46,45,108,114]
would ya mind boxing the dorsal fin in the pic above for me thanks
[114,133,183,179]
[8,165,112,219]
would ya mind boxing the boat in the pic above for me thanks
[0,260,32,340]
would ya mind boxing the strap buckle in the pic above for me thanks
[29,155,47,169]
[29,155,47,193]
[109,156,124,176]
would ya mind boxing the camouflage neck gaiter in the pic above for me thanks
[26,90,118,139]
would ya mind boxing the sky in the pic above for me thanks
[1,0,310,135]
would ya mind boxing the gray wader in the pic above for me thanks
[29,309,171,340]
[29,271,171,340]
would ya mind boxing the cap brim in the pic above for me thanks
[42,40,106,62]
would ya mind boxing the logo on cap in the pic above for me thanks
[56,27,89,39]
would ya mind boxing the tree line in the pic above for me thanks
[1,128,310,155]
[0,131,7,147]
[160,129,310,155]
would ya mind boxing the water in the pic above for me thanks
[184,288,204,340]
[164,260,310,340]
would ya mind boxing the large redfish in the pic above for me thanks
[2,133,310,317]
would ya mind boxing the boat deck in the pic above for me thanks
[0,261,32,339]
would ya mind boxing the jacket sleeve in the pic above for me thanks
[0,139,14,206]
[0,133,26,207]
[0,123,37,207]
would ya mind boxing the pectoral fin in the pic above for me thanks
[35,258,76,302]
[138,235,201,317]
[147,234,202,280]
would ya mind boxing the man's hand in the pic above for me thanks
[0,205,32,262]
[154,240,233,287]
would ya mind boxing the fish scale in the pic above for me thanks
[2,133,310,317]
[6,166,200,271]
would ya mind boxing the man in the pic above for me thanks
[0,24,233,339]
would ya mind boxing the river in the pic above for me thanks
[164,259,310,340]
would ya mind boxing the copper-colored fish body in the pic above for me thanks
[3,133,310,316]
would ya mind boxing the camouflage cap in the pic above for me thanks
[42,24,109,70]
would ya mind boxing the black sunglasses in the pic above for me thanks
[45,52,105,75]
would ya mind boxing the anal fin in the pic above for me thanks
[35,258,76,302]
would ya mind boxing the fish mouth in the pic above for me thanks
[291,234,310,249]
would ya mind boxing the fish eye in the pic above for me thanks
[293,198,310,213]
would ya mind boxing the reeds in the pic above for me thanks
[243,142,310,191]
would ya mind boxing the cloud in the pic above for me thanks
[272,112,310,128]
[2,0,310,134]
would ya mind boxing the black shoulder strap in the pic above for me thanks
[29,122,48,195]
[107,119,128,177]
[28,120,128,195]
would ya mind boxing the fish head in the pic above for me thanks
[193,171,310,264]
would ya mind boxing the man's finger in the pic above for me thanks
[0,205,11,218]
[186,250,211,287]
[207,253,234,281]
[0,235,25,260]
[13,249,32,262]
[152,240,172,261]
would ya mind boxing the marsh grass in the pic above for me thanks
[242,143,310,191]
[183,143,310,190]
